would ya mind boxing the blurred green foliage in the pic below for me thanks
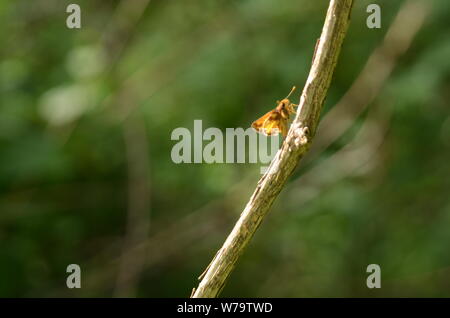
[0,0,449,297]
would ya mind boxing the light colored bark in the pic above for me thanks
[192,0,354,298]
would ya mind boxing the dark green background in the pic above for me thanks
[1,0,449,297]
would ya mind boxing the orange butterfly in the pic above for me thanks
[251,86,298,137]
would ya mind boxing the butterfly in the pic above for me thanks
[251,86,298,137]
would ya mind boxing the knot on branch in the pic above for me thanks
[288,122,310,152]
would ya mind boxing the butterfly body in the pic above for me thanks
[251,87,298,137]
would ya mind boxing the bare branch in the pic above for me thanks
[192,0,354,298]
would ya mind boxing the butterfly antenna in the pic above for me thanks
[285,86,296,99]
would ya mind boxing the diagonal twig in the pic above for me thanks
[192,0,354,298]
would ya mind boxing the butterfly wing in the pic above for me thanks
[263,119,279,136]
[252,110,274,134]
[252,110,285,136]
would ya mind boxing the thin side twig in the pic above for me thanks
[192,0,354,298]
[114,114,151,297]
